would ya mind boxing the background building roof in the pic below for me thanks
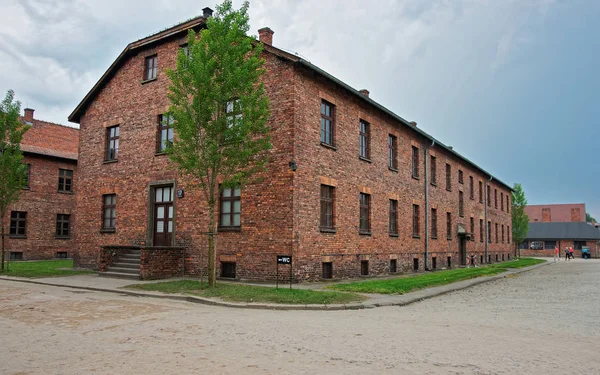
[20,111,79,161]
[525,222,600,240]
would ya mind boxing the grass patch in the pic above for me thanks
[125,280,365,305]
[0,260,93,278]
[329,257,546,295]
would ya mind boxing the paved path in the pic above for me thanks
[1,258,598,374]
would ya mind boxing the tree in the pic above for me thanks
[165,0,271,287]
[0,90,29,270]
[511,183,529,258]
[586,212,596,223]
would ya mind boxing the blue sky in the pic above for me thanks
[0,0,598,218]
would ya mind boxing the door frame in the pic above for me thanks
[146,180,177,247]
[458,235,467,266]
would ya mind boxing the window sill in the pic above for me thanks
[412,175,420,180]
[100,228,116,234]
[154,152,168,157]
[359,231,372,236]
[58,191,74,195]
[320,142,337,151]
[359,156,372,163]
[446,188,452,192]
[447,237,452,241]
[103,159,118,164]
[389,233,399,238]
[430,182,437,187]
[412,234,421,239]
[141,77,157,85]
[319,227,337,234]
[55,236,71,240]
[22,187,30,190]
[9,235,26,239]
[431,236,438,240]
[218,226,241,232]
[388,167,398,173]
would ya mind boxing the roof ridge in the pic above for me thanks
[20,116,79,131]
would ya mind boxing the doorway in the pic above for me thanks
[459,236,467,266]
[153,185,174,246]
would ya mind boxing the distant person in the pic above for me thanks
[565,247,570,261]
[569,247,575,260]
[554,245,559,262]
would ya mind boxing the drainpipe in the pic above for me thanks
[485,175,493,263]
[424,139,435,270]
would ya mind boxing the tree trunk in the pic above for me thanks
[1,212,5,271]
[207,200,217,287]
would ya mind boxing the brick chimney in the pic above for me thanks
[258,27,274,46]
[203,7,213,18]
[409,121,417,127]
[24,108,34,123]
[359,89,370,97]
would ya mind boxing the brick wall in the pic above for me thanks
[521,239,599,258]
[3,153,76,260]
[140,247,185,279]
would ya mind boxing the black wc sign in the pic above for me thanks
[277,255,292,264]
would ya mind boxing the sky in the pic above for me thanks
[1,0,599,218]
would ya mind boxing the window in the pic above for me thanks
[519,241,528,249]
[359,193,371,233]
[574,241,587,250]
[320,185,335,230]
[432,257,437,269]
[226,98,242,128]
[445,163,452,191]
[157,114,174,152]
[412,204,420,237]
[470,217,475,241]
[56,252,68,259]
[389,199,398,235]
[479,181,483,203]
[488,220,491,243]
[144,55,157,80]
[494,189,498,208]
[24,163,31,188]
[9,252,23,260]
[106,125,119,161]
[56,214,70,238]
[181,43,190,57]
[388,135,398,170]
[544,240,556,250]
[446,212,452,240]
[487,186,491,207]
[507,225,510,243]
[102,194,116,230]
[221,262,236,278]
[431,208,438,238]
[411,146,419,178]
[469,176,474,199]
[501,193,504,211]
[458,170,464,184]
[507,196,510,212]
[430,155,437,185]
[529,241,543,250]
[390,259,397,273]
[359,120,370,159]
[58,169,73,192]
[495,223,498,243]
[459,191,464,217]
[220,187,241,228]
[320,100,335,146]
[501,225,505,243]
[322,262,333,279]
[413,258,419,271]
[9,211,27,237]
[361,260,369,276]
[480,219,484,242]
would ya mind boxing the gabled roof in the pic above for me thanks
[68,14,513,191]
[525,203,586,223]
[525,222,600,240]
[20,116,79,161]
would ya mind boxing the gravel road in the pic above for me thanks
[1,258,598,375]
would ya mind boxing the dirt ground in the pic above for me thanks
[1,258,598,375]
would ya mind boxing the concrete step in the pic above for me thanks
[106,267,140,275]
[98,271,141,280]
[128,250,141,254]
[120,254,140,259]
[112,262,140,269]
[118,258,140,265]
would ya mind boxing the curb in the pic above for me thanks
[0,261,550,311]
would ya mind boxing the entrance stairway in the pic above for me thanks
[99,248,141,280]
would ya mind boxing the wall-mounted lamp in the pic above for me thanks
[289,161,297,172]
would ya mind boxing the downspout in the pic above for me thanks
[485,175,493,263]
[424,139,435,271]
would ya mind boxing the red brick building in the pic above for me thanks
[69,11,513,281]
[3,108,79,260]
[525,203,586,223]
